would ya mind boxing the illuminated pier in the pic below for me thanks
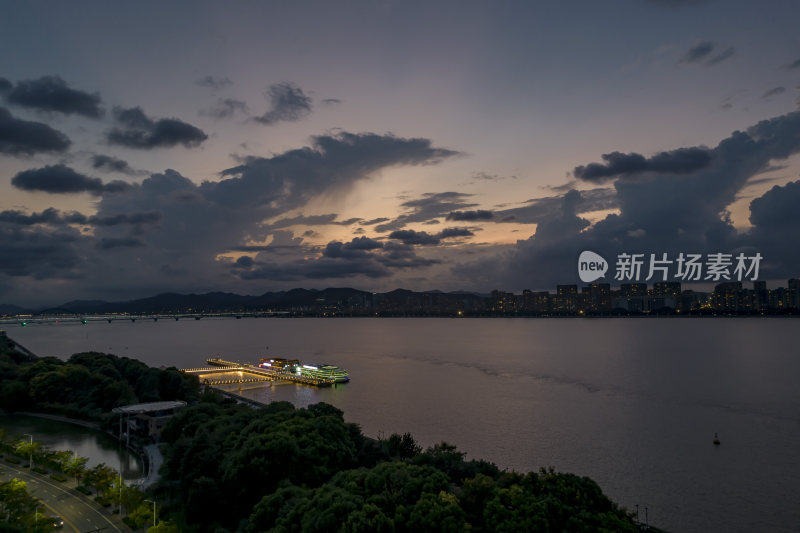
[180,358,344,387]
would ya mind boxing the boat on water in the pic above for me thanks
[259,357,350,383]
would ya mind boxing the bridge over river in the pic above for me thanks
[0,312,290,326]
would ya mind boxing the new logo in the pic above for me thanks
[578,251,608,283]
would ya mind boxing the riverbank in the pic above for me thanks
[16,411,101,430]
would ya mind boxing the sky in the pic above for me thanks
[1,0,800,307]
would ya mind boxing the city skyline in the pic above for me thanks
[2,277,798,317]
[2,1,800,307]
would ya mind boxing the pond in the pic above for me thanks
[0,413,143,480]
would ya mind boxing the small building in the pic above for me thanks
[112,400,187,443]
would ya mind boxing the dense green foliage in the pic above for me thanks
[0,332,199,423]
[158,397,641,532]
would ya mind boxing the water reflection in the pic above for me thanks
[0,414,143,480]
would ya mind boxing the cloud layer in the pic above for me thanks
[107,106,208,149]
[0,75,103,118]
[252,83,312,125]
[0,107,71,155]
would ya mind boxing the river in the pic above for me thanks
[5,317,799,533]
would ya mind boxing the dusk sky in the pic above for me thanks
[2,0,800,307]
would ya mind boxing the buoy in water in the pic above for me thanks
[713,432,720,445]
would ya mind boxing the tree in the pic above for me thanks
[84,463,117,496]
[385,433,422,459]
[406,491,467,533]
[342,503,395,533]
[128,502,154,530]
[64,454,88,483]
[0,478,37,526]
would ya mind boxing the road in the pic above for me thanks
[1,462,127,532]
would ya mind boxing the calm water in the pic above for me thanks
[0,414,143,480]
[5,317,799,533]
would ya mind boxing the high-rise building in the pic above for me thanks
[788,279,800,310]
[714,282,743,311]
[584,283,611,312]
[753,281,768,311]
[620,283,647,297]
[490,290,517,313]
[555,285,578,313]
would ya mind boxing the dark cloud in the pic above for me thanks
[323,237,384,259]
[0,78,11,93]
[219,132,460,209]
[388,229,441,245]
[321,98,341,105]
[235,256,254,268]
[0,106,71,155]
[11,165,133,195]
[252,83,312,125]
[787,58,800,70]
[447,210,494,221]
[389,227,474,246]
[107,106,208,149]
[91,154,140,175]
[0,223,85,279]
[58,132,458,293]
[453,110,800,289]
[438,227,475,239]
[240,256,391,281]
[1,75,103,118]
[240,235,439,280]
[747,180,800,277]
[761,87,786,99]
[0,208,83,226]
[345,236,384,250]
[196,75,233,90]
[200,98,248,119]
[705,47,735,66]
[266,214,363,229]
[375,192,476,232]
[0,208,154,228]
[573,147,712,183]
[88,211,162,227]
[96,237,145,250]
[749,180,800,228]
[678,42,734,67]
[679,41,715,64]
[362,217,390,225]
[378,241,440,269]
[468,172,516,182]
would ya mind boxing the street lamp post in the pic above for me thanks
[22,434,33,469]
[144,499,157,528]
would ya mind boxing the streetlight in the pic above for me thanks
[144,499,157,528]
[22,434,33,469]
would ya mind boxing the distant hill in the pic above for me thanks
[1,287,485,316]
[0,303,29,315]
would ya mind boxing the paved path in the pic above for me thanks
[139,444,163,489]
[0,462,130,532]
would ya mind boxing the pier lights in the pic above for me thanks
[144,499,157,527]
